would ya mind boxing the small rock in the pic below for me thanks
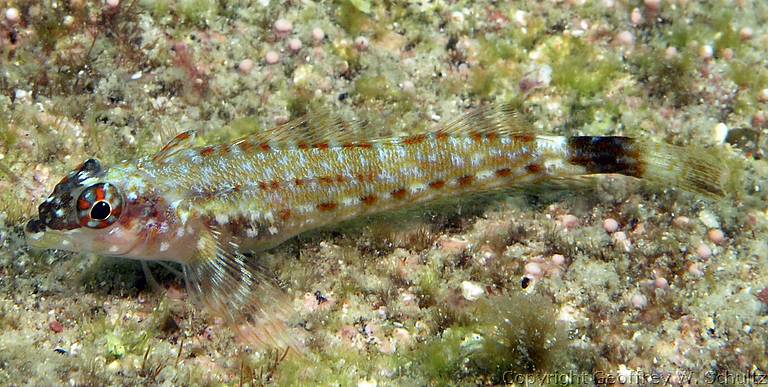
[707,229,726,245]
[631,293,648,309]
[696,243,712,259]
[603,218,619,233]
[739,27,753,41]
[711,122,729,144]
[461,281,484,301]
[49,320,64,333]
[238,58,254,74]
[5,7,20,23]
[265,50,280,65]
[274,18,293,35]
[312,27,325,42]
[558,214,579,230]
[287,38,302,52]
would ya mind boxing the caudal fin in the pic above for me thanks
[566,136,736,198]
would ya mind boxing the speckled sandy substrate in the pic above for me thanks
[1,0,767,385]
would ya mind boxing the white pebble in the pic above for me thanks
[355,36,369,51]
[551,254,565,265]
[654,277,668,289]
[711,122,729,144]
[288,38,302,52]
[616,31,635,47]
[559,214,579,230]
[5,7,19,23]
[524,262,542,277]
[265,50,280,65]
[697,243,712,259]
[461,281,485,301]
[106,0,120,8]
[312,27,325,42]
[631,293,648,309]
[758,89,768,103]
[238,58,254,74]
[274,18,293,34]
[630,8,643,25]
[603,218,619,233]
[699,44,713,60]
[740,27,753,41]
[401,80,415,93]
[664,46,678,60]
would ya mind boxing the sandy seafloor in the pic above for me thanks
[1,0,768,385]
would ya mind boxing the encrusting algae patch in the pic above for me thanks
[2,0,768,385]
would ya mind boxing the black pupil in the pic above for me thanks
[90,201,111,220]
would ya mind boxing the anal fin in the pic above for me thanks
[183,225,306,354]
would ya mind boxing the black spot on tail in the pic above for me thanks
[567,136,645,177]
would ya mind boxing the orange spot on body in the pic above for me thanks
[361,195,378,205]
[270,180,281,190]
[496,168,513,177]
[356,173,375,182]
[525,164,542,173]
[314,143,330,150]
[513,134,535,143]
[294,178,305,186]
[319,176,334,185]
[429,180,446,189]
[457,175,475,187]
[238,140,254,154]
[436,132,449,141]
[259,142,271,152]
[317,202,338,211]
[298,143,310,150]
[471,132,483,142]
[403,134,427,145]
[391,188,407,199]
[219,145,230,156]
[200,147,215,157]
[278,209,292,220]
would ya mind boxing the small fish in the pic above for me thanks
[24,104,729,350]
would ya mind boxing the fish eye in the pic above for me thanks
[90,201,111,220]
[77,183,123,229]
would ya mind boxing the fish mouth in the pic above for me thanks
[24,218,57,249]
[26,218,46,234]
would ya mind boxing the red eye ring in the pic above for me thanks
[76,183,124,229]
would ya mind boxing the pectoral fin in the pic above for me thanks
[182,225,306,353]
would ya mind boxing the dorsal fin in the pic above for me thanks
[232,109,374,150]
[435,103,535,137]
[152,130,197,163]
[233,103,535,150]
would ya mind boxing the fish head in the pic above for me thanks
[25,158,139,256]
